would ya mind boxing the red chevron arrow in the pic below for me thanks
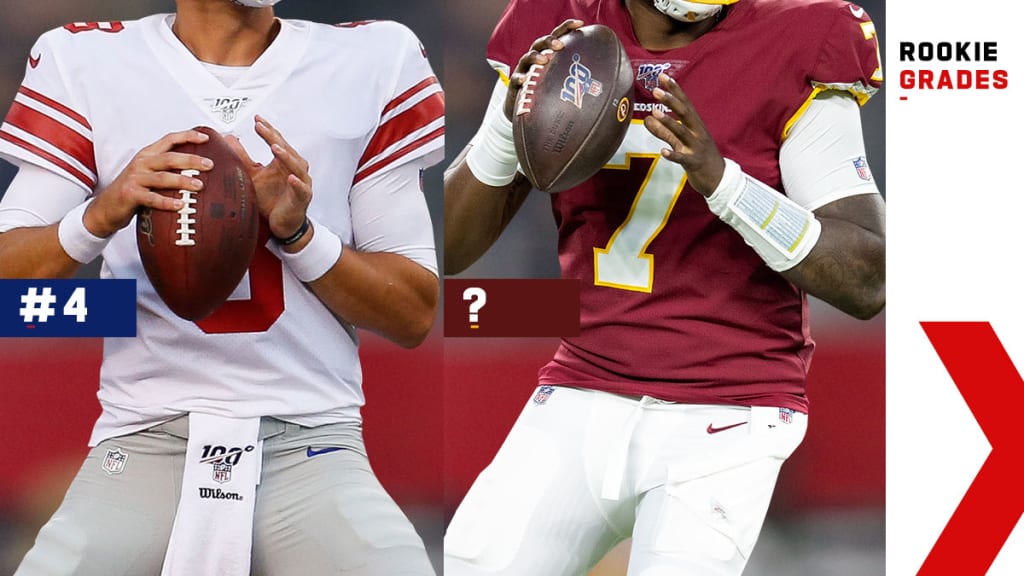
[919,322,1024,575]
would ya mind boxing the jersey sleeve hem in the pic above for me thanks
[809,2,881,107]
[1,30,97,192]
[0,139,95,193]
[353,77,445,185]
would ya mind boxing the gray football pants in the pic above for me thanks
[14,416,435,576]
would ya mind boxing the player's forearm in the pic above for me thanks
[307,246,439,348]
[0,225,81,279]
[781,194,885,320]
[443,157,532,275]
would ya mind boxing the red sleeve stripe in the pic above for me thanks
[358,92,444,171]
[5,100,97,174]
[0,131,95,189]
[18,86,91,131]
[382,76,440,117]
[353,125,444,186]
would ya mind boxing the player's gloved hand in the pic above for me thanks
[503,18,585,121]
[84,129,213,238]
[643,73,726,197]
[227,115,313,251]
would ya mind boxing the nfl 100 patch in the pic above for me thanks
[200,444,256,485]
[636,62,672,91]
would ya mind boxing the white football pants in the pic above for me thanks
[15,417,434,576]
[444,386,807,576]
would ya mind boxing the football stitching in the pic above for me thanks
[515,63,544,116]
[175,169,200,247]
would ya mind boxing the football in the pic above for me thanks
[137,126,258,321]
[512,24,634,193]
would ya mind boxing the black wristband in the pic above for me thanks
[273,217,310,246]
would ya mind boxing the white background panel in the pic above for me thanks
[887,1,1023,573]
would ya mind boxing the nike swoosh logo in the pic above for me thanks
[306,446,346,458]
[707,422,747,434]
[849,5,865,18]
[28,54,41,69]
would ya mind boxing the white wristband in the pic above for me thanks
[705,159,821,272]
[276,217,343,282]
[465,108,519,187]
[57,198,110,264]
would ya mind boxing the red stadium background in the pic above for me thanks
[0,326,882,512]
[0,310,883,574]
[445,318,885,513]
[0,0,885,574]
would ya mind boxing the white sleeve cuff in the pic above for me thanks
[705,159,821,272]
[275,217,343,283]
[57,198,110,264]
[464,78,519,187]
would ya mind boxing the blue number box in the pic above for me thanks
[0,279,136,337]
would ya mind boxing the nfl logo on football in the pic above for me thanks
[102,448,128,476]
[533,385,556,405]
[560,54,603,109]
[212,461,232,484]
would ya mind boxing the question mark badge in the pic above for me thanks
[463,287,487,330]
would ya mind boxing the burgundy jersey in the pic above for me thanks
[486,0,882,411]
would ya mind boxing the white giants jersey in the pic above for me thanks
[0,16,444,445]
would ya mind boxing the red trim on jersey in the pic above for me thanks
[358,92,444,172]
[353,125,444,185]
[382,77,439,116]
[6,101,97,174]
[0,131,94,189]
[18,86,92,130]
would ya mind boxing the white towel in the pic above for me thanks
[161,413,263,576]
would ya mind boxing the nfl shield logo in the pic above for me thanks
[212,462,232,484]
[779,408,795,424]
[853,157,872,181]
[102,448,128,475]
[533,385,556,405]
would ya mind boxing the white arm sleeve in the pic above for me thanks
[462,77,520,186]
[0,163,88,232]
[349,160,438,277]
[780,90,880,211]
[468,78,510,150]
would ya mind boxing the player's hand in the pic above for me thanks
[643,74,725,197]
[84,129,213,238]
[503,19,585,121]
[228,116,313,250]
